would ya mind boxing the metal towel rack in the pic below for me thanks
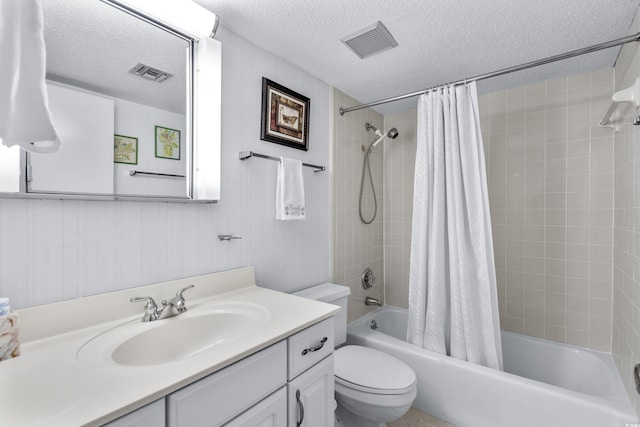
[238,151,326,172]
[129,170,185,178]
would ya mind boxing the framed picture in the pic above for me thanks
[113,134,138,165]
[155,125,181,160]
[261,77,310,151]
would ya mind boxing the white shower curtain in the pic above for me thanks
[407,82,503,370]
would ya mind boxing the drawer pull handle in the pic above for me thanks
[301,337,328,355]
[296,389,305,426]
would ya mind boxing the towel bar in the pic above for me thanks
[238,151,325,172]
[129,170,186,178]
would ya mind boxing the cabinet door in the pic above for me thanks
[167,341,287,427]
[287,355,334,427]
[102,399,165,427]
[224,388,287,427]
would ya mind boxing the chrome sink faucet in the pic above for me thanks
[130,284,195,322]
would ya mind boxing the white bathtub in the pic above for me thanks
[346,306,638,427]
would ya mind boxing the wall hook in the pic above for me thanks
[218,235,242,241]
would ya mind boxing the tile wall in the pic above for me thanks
[382,109,417,308]
[612,8,640,414]
[332,89,385,322]
[479,69,615,351]
[377,70,616,352]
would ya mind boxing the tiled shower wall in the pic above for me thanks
[332,89,385,322]
[378,70,616,353]
[480,69,615,352]
[382,110,417,308]
[612,9,640,414]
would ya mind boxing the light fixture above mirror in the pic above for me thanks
[114,0,220,40]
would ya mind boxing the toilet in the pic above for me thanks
[294,283,417,427]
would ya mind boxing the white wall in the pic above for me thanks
[0,26,331,309]
[114,98,186,197]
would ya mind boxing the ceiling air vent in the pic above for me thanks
[341,21,398,59]
[129,63,173,83]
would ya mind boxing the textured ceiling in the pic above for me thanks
[195,0,639,114]
[42,0,188,114]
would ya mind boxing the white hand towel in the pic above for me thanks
[0,0,61,153]
[276,157,305,220]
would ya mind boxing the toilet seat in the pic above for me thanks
[334,345,416,395]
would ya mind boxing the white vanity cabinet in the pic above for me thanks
[102,399,165,427]
[161,317,334,427]
[287,356,334,427]
[100,318,335,427]
[167,341,287,427]
[286,318,335,427]
[224,388,287,427]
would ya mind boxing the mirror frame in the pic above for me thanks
[0,0,221,203]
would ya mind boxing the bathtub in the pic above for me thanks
[346,306,638,427]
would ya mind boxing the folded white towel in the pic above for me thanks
[276,157,305,220]
[0,0,61,153]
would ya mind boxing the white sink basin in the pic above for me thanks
[77,302,269,366]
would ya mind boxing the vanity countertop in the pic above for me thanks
[0,267,338,426]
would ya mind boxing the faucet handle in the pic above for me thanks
[130,296,157,308]
[176,284,195,300]
[130,296,159,322]
[172,284,195,313]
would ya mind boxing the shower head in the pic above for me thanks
[369,127,399,151]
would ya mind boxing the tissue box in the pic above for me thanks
[0,313,20,361]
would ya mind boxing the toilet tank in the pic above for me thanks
[293,283,351,346]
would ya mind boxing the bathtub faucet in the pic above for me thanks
[365,296,383,307]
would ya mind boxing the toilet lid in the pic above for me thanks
[334,345,416,392]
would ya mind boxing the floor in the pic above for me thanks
[390,408,458,427]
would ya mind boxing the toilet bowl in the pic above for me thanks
[293,283,417,427]
[334,345,417,427]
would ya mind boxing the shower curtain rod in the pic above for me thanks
[339,32,640,115]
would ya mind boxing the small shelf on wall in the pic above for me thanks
[598,77,640,131]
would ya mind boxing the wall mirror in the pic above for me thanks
[0,0,221,202]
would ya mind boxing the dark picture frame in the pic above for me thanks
[260,77,310,151]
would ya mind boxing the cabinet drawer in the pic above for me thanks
[287,317,334,380]
[167,341,287,427]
